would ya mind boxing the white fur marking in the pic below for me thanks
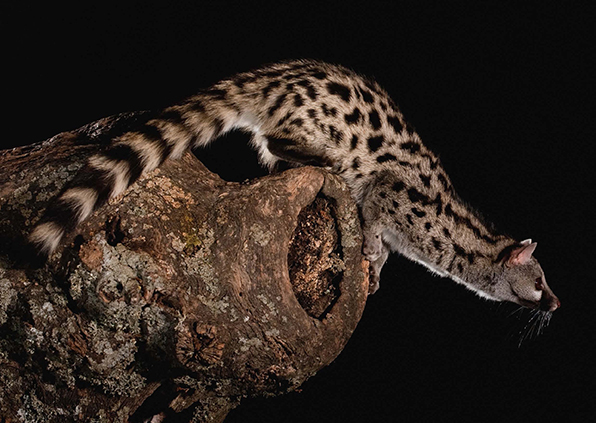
[60,187,98,221]
[88,155,130,197]
[29,222,64,254]
[153,120,193,159]
[119,136,162,173]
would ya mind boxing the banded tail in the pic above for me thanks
[29,89,262,257]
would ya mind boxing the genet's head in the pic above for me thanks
[493,240,560,312]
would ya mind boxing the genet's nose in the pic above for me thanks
[540,294,560,312]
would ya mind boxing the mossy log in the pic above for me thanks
[0,113,369,422]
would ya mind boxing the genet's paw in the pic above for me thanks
[365,240,389,295]
[368,266,381,294]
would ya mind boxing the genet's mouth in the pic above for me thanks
[517,298,541,310]
[540,294,561,312]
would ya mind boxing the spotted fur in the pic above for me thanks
[29,59,559,311]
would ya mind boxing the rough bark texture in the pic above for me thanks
[0,114,369,422]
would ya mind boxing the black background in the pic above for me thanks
[3,2,594,422]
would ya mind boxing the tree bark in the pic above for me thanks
[0,114,369,422]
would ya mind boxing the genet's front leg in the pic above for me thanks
[360,170,397,294]
[367,241,390,294]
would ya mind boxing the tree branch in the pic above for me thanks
[0,114,369,422]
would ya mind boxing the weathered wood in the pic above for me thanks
[0,114,369,422]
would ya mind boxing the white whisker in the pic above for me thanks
[508,305,525,319]
[515,310,553,348]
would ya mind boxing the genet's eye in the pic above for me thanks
[535,278,544,291]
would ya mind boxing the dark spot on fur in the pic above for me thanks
[364,79,381,94]
[206,88,228,100]
[453,243,466,257]
[277,111,293,126]
[283,73,302,81]
[262,80,281,98]
[345,107,361,125]
[419,174,431,187]
[293,93,304,107]
[232,74,253,88]
[438,173,452,192]
[322,103,338,117]
[326,82,351,102]
[262,70,283,78]
[297,79,318,99]
[367,135,384,152]
[434,193,443,216]
[328,125,343,143]
[368,110,382,130]
[359,87,374,103]
[392,181,405,193]
[453,244,475,264]
[407,188,431,204]
[350,135,359,150]
[400,141,420,154]
[268,93,288,116]
[187,99,206,113]
[376,153,397,163]
[411,207,426,218]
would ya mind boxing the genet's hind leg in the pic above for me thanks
[265,134,333,168]
[250,132,281,171]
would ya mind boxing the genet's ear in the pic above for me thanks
[507,242,537,266]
